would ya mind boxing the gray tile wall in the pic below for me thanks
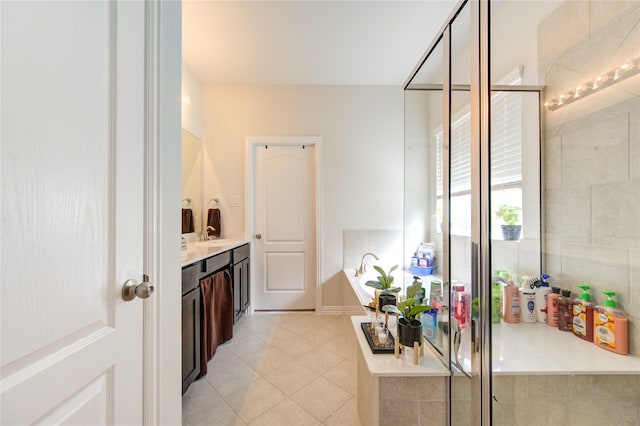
[540,0,640,356]
[493,374,640,426]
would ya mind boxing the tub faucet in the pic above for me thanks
[356,252,380,277]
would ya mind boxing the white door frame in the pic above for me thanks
[145,1,181,424]
[246,137,323,313]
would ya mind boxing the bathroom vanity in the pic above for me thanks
[181,240,250,394]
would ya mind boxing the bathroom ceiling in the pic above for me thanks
[182,0,458,86]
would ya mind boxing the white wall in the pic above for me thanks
[202,85,404,307]
[181,62,203,139]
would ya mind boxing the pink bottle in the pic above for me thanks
[546,287,561,327]
[502,277,520,323]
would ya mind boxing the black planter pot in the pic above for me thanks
[501,225,522,241]
[397,317,422,347]
[378,293,397,310]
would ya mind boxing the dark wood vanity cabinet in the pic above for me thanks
[181,263,200,394]
[182,249,236,394]
[232,244,250,323]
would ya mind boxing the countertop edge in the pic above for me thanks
[181,239,250,267]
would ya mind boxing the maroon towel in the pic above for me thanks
[207,208,221,238]
[198,269,233,377]
[182,208,194,234]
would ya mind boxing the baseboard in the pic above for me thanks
[320,305,367,316]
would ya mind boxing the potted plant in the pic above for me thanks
[365,265,400,308]
[382,280,434,347]
[496,204,522,241]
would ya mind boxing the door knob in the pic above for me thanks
[255,233,262,239]
[122,276,154,301]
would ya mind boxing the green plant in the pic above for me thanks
[381,279,433,322]
[365,265,401,295]
[496,204,521,226]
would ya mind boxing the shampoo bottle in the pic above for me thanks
[502,276,520,323]
[557,290,574,332]
[546,287,561,327]
[535,275,552,323]
[518,276,535,323]
[572,284,594,342]
[594,291,628,355]
[521,283,537,323]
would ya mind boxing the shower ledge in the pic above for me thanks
[345,270,640,376]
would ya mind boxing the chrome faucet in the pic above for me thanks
[356,252,379,277]
[204,226,216,240]
[201,226,216,241]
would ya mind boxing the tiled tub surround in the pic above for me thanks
[350,316,449,426]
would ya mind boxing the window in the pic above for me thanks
[435,76,523,239]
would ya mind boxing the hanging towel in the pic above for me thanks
[198,269,233,377]
[207,208,221,238]
[182,208,194,234]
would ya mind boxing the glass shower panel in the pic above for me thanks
[404,33,447,358]
[449,2,472,426]
[489,0,640,424]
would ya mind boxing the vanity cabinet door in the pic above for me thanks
[182,286,200,394]
[241,258,250,312]
[233,262,242,323]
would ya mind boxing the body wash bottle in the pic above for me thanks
[572,284,594,342]
[502,276,520,323]
[594,291,628,355]
[546,287,561,327]
[557,290,573,332]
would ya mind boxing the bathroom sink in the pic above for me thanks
[194,239,240,248]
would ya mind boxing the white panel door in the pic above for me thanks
[253,143,316,310]
[1,2,147,424]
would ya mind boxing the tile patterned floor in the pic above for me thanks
[182,312,362,426]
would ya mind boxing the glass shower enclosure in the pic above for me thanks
[404,0,639,424]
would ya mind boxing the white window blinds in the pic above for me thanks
[435,76,523,195]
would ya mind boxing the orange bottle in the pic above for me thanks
[594,291,628,355]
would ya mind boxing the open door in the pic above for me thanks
[1,2,151,424]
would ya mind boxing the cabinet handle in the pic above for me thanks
[255,233,262,239]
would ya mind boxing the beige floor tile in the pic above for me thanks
[297,346,344,375]
[225,334,269,356]
[269,333,317,358]
[323,397,361,426]
[323,358,357,395]
[255,324,300,344]
[298,325,340,345]
[239,345,292,375]
[183,381,246,426]
[291,377,352,422]
[264,361,319,395]
[224,377,286,423]
[248,398,321,426]
[205,360,259,397]
[182,378,220,415]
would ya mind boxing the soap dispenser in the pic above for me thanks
[594,291,628,355]
[572,284,594,341]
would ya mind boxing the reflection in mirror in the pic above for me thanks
[181,128,202,236]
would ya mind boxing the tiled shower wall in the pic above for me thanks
[540,1,640,356]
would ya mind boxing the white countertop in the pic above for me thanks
[344,269,640,375]
[350,315,450,377]
[181,238,249,267]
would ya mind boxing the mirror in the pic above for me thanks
[181,128,202,236]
